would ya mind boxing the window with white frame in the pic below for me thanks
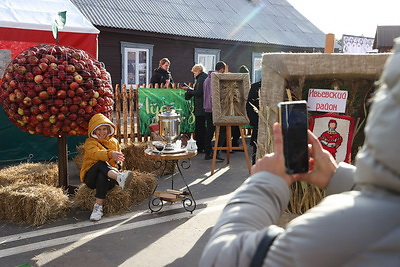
[121,42,153,87]
[195,48,220,73]
[252,52,262,83]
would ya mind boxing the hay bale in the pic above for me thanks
[122,142,175,175]
[0,163,58,187]
[0,182,70,226]
[73,171,156,215]
[73,184,131,215]
[72,144,85,171]
[125,170,157,205]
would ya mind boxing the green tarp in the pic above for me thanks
[0,104,86,165]
[138,88,195,135]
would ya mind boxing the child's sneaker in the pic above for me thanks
[117,171,133,189]
[90,203,103,221]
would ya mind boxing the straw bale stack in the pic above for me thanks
[125,170,157,205]
[0,162,58,187]
[73,170,156,215]
[72,144,85,171]
[121,142,175,175]
[73,184,131,214]
[0,182,70,225]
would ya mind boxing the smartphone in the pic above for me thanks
[278,100,309,174]
[183,83,193,90]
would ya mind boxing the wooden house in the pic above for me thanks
[71,0,328,86]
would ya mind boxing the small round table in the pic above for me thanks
[144,149,197,213]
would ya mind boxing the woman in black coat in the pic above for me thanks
[150,58,174,88]
[184,64,208,152]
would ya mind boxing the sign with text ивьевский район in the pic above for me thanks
[307,88,348,113]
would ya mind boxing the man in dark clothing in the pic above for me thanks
[184,64,208,152]
[150,58,174,88]
[246,80,261,165]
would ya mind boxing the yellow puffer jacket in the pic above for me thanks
[79,113,120,182]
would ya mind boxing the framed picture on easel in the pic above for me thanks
[211,73,250,124]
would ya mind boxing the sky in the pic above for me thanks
[287,0,400,39]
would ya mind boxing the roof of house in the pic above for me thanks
[70,0,326,48]
[373,25,400,48]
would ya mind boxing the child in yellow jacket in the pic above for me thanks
[80,113,133,221]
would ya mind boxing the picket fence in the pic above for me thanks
[113,83,190,144]
[113,83,252,145]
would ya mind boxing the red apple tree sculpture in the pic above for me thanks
[0,45,114,190]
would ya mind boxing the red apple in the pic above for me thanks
[74,74,83,84]
[38,103,47,112]
[75,87,84,96]
[69,113,78,121]
[26,90,36,99]
[58,70,66,80]
[59,106,69,114]
[85,105,93,114]
[27,56,39,65]
[66,64,75,73]
[32,96,42,105]
[67,89,75,98]
[17,66,27,75]
[50,106,59,114]
[88,98,97,106]
[77,108,85,115]
[25,72,35,81]
[38,62,48,72]
[23,97,32,106]
[38,91,49,100]
[47,86,56,96]
[32,66,42,76]
[36,114,44,121]
[63,119,72,126]
[69,81,79,90]
[30,105,40,115]
[42,120,51,128]
[69,104,79,113]
[56,90,67,99]
[54,99,64,108]
[34,75,44,84]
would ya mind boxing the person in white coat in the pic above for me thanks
[199,38,400,267]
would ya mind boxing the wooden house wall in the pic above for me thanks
[97,26,319,86]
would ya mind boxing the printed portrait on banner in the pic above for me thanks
[309,113,355,163]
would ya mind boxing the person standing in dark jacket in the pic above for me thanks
[150,58,174,88]
[246,80,261,164]
[184,64,208,152]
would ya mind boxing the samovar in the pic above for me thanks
[158,105,181,150]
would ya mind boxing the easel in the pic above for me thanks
[211,123,251,175]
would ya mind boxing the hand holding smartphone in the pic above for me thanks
[278,101,309,174]
[183,83,193,90]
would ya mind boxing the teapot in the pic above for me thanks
[186,134,198,152]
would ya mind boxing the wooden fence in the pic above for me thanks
[113,83,191,144]
[113,83,252,145]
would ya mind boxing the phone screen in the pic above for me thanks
[279,101,309,174]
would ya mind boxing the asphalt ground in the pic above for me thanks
[0,139,254,266]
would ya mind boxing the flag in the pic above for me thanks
[52,11,67,40]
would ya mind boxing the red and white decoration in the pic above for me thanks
[0,0,99,60]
